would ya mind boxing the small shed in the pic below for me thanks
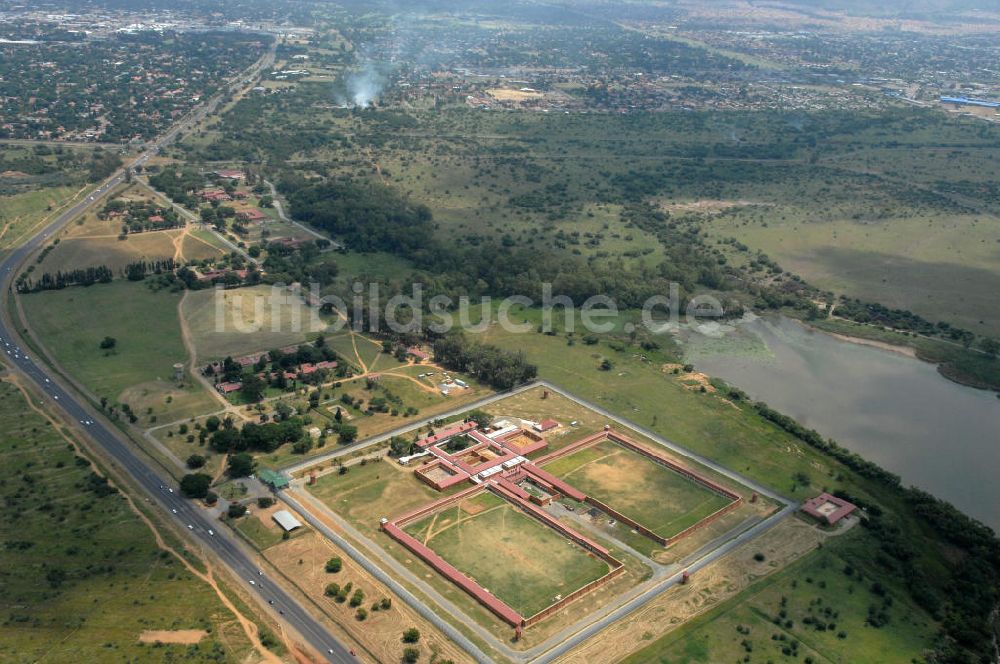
[272,510,303,532]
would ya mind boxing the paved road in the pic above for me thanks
[278,379,798,663]
[262,178,339,248]
[0,43,359,664]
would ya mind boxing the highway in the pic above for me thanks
[0,43,358,664]
[0,34,801,663]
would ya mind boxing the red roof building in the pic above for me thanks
[407,346,431,362]
[534,419,559,432]
[416,421,478,449]
[801,493,857,526]
[216,381,242,394]
[199,189,231,202]
[236,208,267,221]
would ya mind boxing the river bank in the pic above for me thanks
[801,316,1000,393]
[682,314,1000,531]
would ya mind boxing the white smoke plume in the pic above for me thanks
[346,62,386,108]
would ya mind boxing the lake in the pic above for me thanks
[683,314,1000,531]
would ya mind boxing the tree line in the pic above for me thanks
[17,259,176,292]
[432,334,537,390]
[742,392,1000,663]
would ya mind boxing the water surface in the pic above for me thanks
[684,315,1000,530]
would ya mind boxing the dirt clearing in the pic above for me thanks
[138,629,208,644]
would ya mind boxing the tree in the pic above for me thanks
[186,454,207,469]
[325,582,340,597]
[388,436,412,458]
[179,473,212,499]
[599,358,613,371]
[240,374,266,402]
[227,452,256,478]
[274,401,293,420]
[228,502,248,518]
[257,496,275,508]
[99,336,117,350]
[325,557,343,573]
[402,647,420,663]
[466,410,491,428]
[402,628,421,644]
[338,424,358,444]
[205,415,222,432]
[981,337,999,359]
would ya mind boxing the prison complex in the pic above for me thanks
[381,418,743,634]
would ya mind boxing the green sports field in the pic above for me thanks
[543,439,733,540]
[403,492,611,617]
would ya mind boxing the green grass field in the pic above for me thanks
[544,439,733,539]
[404,492,611,617]
[623,534,934,664]
[307,459,443,529]
[182,284,332,361]
[705,207,1000,337]
[0,185,82,252]
[234,513,306,551]
[20,280,215,423]
[0,379,253,663]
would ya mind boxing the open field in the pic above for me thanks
[19,280,215,423]
[263,531,472,664]
[235,510,305,551]
[705,207,1000,337]
[185,228,232,261]
[39,230,180,272]
[621,533,934,664]
[403,492,612,617]
[182,284,332,361]
[0,185,82,252]
[544,439,734,540]
[0,377,254,663]
[308,458,443,530]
